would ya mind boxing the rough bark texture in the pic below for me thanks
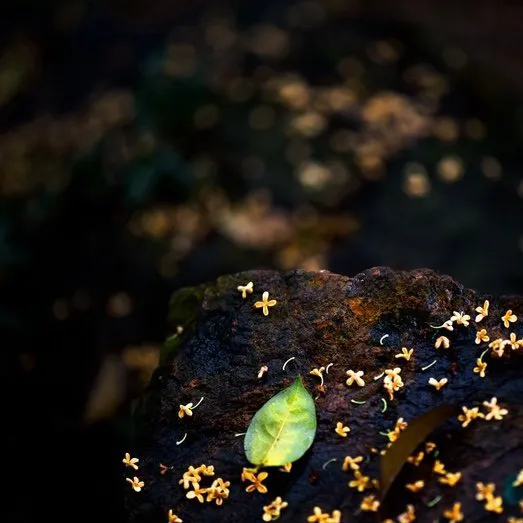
[127,268,523,522]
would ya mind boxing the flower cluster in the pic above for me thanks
[458,397,508,427]
[179,464,230,505]
[476,482,503,514]
[383,368,404,400]
[123,453,144,493]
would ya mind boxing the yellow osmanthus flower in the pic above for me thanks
[342,455,363,471]
[476,482,496,501]
[206,478,230,505]
[513,469,523,487]
[258,365,268,378]
[489,338,504,357]
[168,509,183,523]
[186,482,208,503]
[307,507,331,523]
[458,406,484,427]
[425,441,436,453]
[360,495,380,512]
[122,452,139,470]
[442,320,454,331]
[483,397,508,420]
[179,466,202,489]
[435,335,450,349]
[450,311,471,326]
[383,381,397,401]
[262,497,288,521]
[428,377,448,390]
[475,300,489,322]
[405,480,425,492]
[397,504,416,523]
[485,495,503,513]
[237,281,254,298]
[254,291,277,316]
[508,519,523,523]
[179,403,194,418]
[387,417,408,442]
[383,368,404,400]
[310,367,325,385]
[246,471,269,494]
[505,332,523,350]
[433,460,446,475]
[395,417,408,431]
[473,358,487,378]
[241,467,257,483]
[395,347,413,361]
[384,367,402,382]
[502,310,517,328]
[197,464,215,477]
[439,472,462,487]
[443,502,463,522]
[279,463,292,473]
[407,451,424,466]
[348,470,371,492]
[307,507,341,523]
[335,421,350,437]
[475,329,489,344]
[345,369,365,387]
[126,476,144,492]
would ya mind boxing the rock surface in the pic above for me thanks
[127,268,523,522]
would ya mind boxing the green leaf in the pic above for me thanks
[244,377,317,467]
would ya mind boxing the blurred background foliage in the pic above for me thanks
[1,1,523,522]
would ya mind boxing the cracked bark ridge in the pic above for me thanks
[127,268,523,522]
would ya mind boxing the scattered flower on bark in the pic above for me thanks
[473,358,487,378]
[435,336,450,349]
[483,397,508,420]
[395,347,413,360]
[502,310,517,328]
[450,311,470,326]
[428,377,447,390]
[335,421,350,437]
[345,369,365,387]
[475,329,489,344]
[475,300,489,322]
[360,495,380,511]
[262,497,288,521]
[458,406,484,427]
[443,502,463,522]
[238,281,254,298]
[254,291,277,316]
[246,471,269,494]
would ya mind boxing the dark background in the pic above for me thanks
[1,1,522,522]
